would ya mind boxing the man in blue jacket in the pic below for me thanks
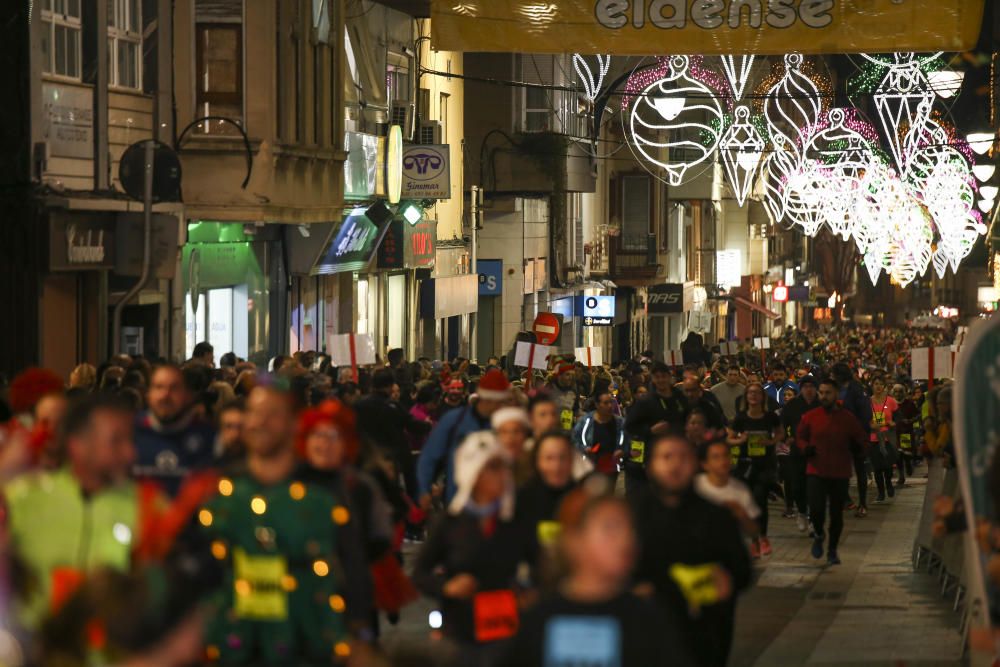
[763,363,799,407]
[572,391,626,482]
[416,369,511,508]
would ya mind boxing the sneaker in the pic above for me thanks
[796,514,808,532]
[846,500,857,511]
[855,506,868,518]
[760,537,772,556]
[750,541,761,559]
[811,536,824,559]
[827,550,841,566]
[782,510,797,519]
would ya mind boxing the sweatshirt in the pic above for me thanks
[796,405,868,479]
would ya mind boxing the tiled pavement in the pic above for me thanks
[380,473,965,666]
[732,475,965,667]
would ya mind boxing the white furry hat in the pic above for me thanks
[448,431,515,520]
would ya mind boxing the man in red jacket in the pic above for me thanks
[797,378,867,566]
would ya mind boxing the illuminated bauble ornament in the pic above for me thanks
[629,55,724,186]
[783,165,827,237]
[870,53,935,172]
[852,161,893,255]
[573,54,611,102]
[720,105,765,206]
[886,196,934,288]
[763,53,824,157]
[760,134,797,225]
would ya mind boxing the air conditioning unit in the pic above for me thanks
[389,101,414,140]
[418,120,443,145]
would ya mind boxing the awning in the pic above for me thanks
[733,296,780,320]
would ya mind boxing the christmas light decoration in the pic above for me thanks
[720,55,755,101]
[762,53,825,157]
[573,54,611,102]
[719,105,765,206]
[981,185,999,200]
[973,164,996,182]
[628,55,724,186]
[966,132,995,156]
[871,53,936,172]
[927,70,964,99]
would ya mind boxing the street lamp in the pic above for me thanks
[927,70,964,99]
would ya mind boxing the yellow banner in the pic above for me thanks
[431,1,982,55]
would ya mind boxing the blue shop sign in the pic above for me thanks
[478,259,503,296]
[575,295,615,326]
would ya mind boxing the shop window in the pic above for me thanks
[387,55,410,105]
[621,175,652,251]
[108,0,141,89]
[195,0,243,134]
[41,0,82,80]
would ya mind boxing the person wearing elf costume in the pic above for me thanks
[3,395,160,634]
[194,383,353,664]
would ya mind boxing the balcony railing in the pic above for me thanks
[609,234,659,280]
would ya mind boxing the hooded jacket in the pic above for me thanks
[796,404,868,479]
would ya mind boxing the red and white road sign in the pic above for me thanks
[533,312,561,345]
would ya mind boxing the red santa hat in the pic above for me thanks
[476,369,511,401]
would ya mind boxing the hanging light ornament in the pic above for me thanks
[762,53,826,158]
[573,54,611,102]
[760,134,797,224]
[720,55,755,101]
[869,53,936,172]
[628,55,724,186]
[719,105,765,206]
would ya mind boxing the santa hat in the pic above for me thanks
[476,369,511,401]
[490,407,530,431]
[448,431,514,520]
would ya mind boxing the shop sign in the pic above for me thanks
[41,82,93,159]
[478,259,503,296]
[312,208,392,276]
[788,285,810,301]
[419,273,478,319]
[402,144,451,199]
[49,215,115,271]
[378,219,437,269]
[648,282,693,315]
[576,295,615,327]
[430,0,981,55]
[182,242,255,291]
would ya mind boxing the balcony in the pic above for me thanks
[609,234,660,282]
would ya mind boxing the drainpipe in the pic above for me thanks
[112,139,155,355]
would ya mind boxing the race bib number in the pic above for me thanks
[669,563,720,612]
[537,521,562,547]
[233,548,289,621]
[544,616,621,667]
[730,445,741,465]
[473,590,519,642]
[748,433,767,458]
[874,412,886,427]
[560,410,574,430]
[899,433,912,450]
[629,440,645,464]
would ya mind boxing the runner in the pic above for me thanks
[868,376,898,502]
[797,378,868,566]
[623,363,687,498]
[780,376,820,532]
[726,382,781,558]
[572,391,625,482]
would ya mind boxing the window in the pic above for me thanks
[41,0,82,79]
[621,175,652,250]
[387,56,410,105]
[195,23,243,134]
[439,92,449,139]
[108,0,141,89]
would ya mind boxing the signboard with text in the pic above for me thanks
[577,295,615,327]
[478,259,503,296]
[430,1,982,55]
[648,283,691,315]
[378,219,436,270]
[402,144,451,199]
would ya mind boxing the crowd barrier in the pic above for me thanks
[913,458,971,654]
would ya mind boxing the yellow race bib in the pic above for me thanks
[629,440,645,464]
[748,433,767,458]
[730,446,741,465]
[537,521,562,547]
[874,412,886,427]
[899,433,912,450]
[669,563,720,612]
[560,409,574,430]
[233,548,289,621]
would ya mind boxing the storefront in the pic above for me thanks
[419,273,479,361]
[182,221,282,366]
[647,282,694,353]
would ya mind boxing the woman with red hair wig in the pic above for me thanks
[295,399,417,635]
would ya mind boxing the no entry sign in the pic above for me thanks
[533,312,561,345]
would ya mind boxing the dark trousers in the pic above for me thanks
[624,465,647,499]
[779,455,808,514]
[852,456,868,508]
[808,476,850,553]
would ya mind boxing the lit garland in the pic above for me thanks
[719,105,765,206]
[720,55,756,101]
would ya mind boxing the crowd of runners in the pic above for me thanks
[0,322,959,666]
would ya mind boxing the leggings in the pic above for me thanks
[779,455,808,514]
[745,462,776,537]
[874,469,894,497]
[807,476,850,553]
